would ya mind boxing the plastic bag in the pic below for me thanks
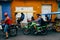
[0,25,2,30]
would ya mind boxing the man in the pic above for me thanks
[45,15,50,24]
[31,16,35,21]
[34,14,45,34]
[17,18,21,28]
[20,12,25,27]
[20,12,25,21]
[15,12,25,28]
[36,14,45,26]
[4,12,11,39]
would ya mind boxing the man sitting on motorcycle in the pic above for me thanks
[36,14,45,26]
[33,14,45,33]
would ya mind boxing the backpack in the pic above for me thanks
[20,14,25,21]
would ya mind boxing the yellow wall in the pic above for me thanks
[11,0,58,23]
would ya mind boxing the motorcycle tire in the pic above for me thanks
[23,28,30,35]
[9,28,17,36]
[40,30,47,35]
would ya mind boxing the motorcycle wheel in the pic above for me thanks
[40,30,47,35]
[23,28,30,35]
[10,28,17,36]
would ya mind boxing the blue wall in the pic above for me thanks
[2,2,11,20]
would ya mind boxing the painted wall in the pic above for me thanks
[58,3,60,11]
[57,2,60,19]
[11,0,58,23]
[2,2,11,20]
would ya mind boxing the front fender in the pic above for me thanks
[23,26,29,29]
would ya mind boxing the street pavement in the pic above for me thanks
[0,29,60,40]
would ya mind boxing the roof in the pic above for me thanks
[13,0,57,1]
[57,0,60,1]
[0,0,12,2]
[41,12,60,15]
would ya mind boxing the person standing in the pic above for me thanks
[20,12,25,21]
[4,12,11,39]
[20,12,25,27]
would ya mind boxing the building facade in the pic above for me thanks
[11,0,58,23]
[57,0,60,18]
[0,0,12,20]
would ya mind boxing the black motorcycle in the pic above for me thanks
[0,24,18,37]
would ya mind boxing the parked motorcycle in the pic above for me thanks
[0,23,18,37]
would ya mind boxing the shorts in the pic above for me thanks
[4,24,9,32]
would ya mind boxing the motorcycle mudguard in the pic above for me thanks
[24,26,28,29]
[36,27,42,32]
[37,27,41,30]
[30,22,36,26]
[42,26,47,30]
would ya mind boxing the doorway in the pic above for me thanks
[15,7,33,23]
[42,5,51,21]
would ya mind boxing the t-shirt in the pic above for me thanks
[5,16,11,25]
[20,14,25,21]
[35,18,45,26]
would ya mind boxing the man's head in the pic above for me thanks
[21,12,23,15]
[45,15,48,17]
[4,12,8,17]
[15,12,17,16]
[37,14,41,18]
[39,15,41,18]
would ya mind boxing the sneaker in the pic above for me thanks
[5,37,9,39]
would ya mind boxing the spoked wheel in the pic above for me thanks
[23,28,30,35]
[10,28,17,36]
[56,26,60,32]
[40,30,47,35]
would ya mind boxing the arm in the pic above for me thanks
[4,17,9,23]
[35,18,40,22]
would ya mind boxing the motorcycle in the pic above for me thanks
[0,23,18,37]
[22,21,47,35]
[53,19,60,32]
